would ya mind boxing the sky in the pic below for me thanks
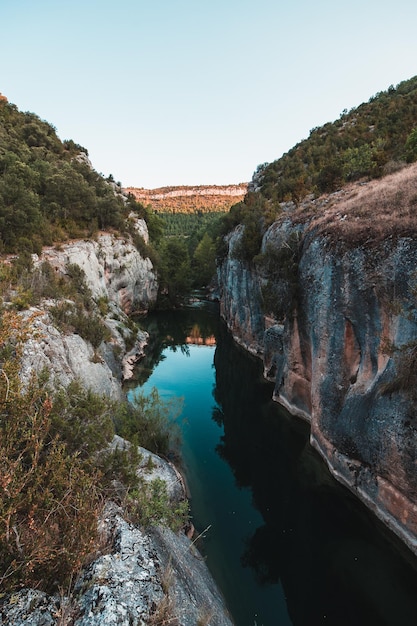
[1,0,417,189]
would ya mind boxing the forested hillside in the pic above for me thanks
[0,98,129,254]
[254,75,417,202]
[217,76,417,263]
[0,96,227,309]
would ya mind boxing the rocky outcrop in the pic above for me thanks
[69,441,232,626]
[35,226,157,316]
[19,304,150,397]
[18,224,157,394]
[0,471,233,626]
[19,307,126,399]
[217,172,417,555]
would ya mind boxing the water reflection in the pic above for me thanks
[128,303,220,387]
[213,324,417,626]
[186,323,216,345]
[130,305,417,625]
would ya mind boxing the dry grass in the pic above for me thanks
[197,608,214,625]
[291,162,417,247]
[147,593,178,626]
[147,561,178,626]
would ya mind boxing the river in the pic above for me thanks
[126,303,417,626]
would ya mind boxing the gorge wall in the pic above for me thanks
[3,221,233,625]
[217,165,417,555]
[20,220,158,398]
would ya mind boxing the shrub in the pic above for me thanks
[65,263,93,307]
[255,231,301,320]
[0,311,189,595]
[49,301,110,348]
[126,477,189,531]
[0,314,103,592]
[405,127,417,162]
[114,387,183,457]
[49,380,115,458]
[96,295,110,317]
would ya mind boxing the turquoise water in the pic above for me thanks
[128,305,417,626]
[130,342,289,625]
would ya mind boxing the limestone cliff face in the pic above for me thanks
[37,223,157,315]
[218,204,417,555]
[20,309,125,400]
[125,183,247,214]
[21,222,157,397]
[217,225,265,355]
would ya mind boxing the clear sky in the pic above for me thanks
[1,0,417,189]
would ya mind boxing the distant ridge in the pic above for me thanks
[124,183,247,213]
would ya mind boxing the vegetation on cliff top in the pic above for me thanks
[0,100,132,253]
[255,75,417,203]
[0,95,227,307]
[217,76,417,266]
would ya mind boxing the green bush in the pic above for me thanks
[115,387,182,457]
[49,301,110,348]
[127,477,189,531]
[255,231,301,319]
[405,127,417,162]
[0,312,189,594]
[49,380,115,458]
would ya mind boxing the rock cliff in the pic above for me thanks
[36,222,156,316]
[0,468,232,626]
[1,223,233,625]
[19,224,157,397]
[125,184,247,213]
[217,164,417,555]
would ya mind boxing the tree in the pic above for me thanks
[405,128,417,162]
[158,237,191,306]
[342,144,373,181]
[193,232,216,286]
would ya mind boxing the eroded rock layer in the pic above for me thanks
[217,170,417,555]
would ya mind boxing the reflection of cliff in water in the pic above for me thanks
[185,323,216,345]
[127,302,220,387]
[213,324,417,626]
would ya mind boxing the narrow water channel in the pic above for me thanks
[127,303,417,626]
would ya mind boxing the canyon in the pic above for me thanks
[3,161,417,621]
